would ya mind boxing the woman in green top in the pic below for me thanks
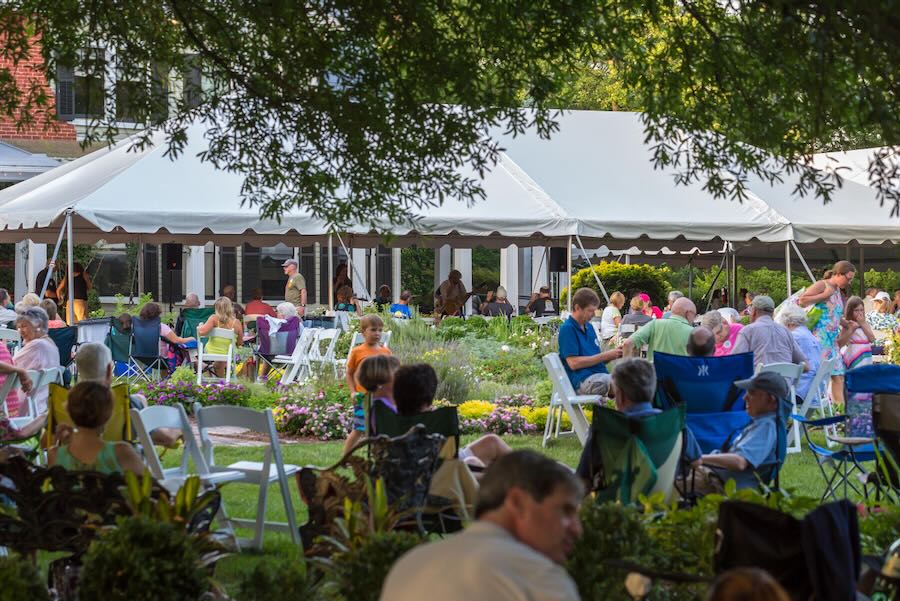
[47,381,145,475]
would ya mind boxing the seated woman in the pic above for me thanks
[335,285,362,313]
[13,307,60,415]
[41,299,66,329]
[620,295,652,335]
[47,381,144,475]
[197,296,243,377]
[393,363,511,470]
[139,302,195,370]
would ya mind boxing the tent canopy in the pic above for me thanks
[0,111,895,248]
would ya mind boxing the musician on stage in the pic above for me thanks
[434,269,469,322]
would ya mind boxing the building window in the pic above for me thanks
[298,246,316,302]
[56,49,106,121]
[92,248,131,297]
[242,243,292,300]
[114,62,169,124]
[183,55,203,108]
[219,246,237,299]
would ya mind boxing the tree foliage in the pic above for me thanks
[1,1,600,230]
[593,1,900,217]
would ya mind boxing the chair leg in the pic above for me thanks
[251,480,269,550]
[278,474,301,546]
[543,401,555,447]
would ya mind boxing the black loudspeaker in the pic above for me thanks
[549,247,568,272]
[162,244,183,271]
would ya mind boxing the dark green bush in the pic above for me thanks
[236,558,312,601]
[563,263,670,308]
[0,555,48,601]
[79,516,208,601]
[326,531,422,601]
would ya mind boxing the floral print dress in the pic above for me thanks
[812,286,845,376]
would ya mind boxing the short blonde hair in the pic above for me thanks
[629,295,645,312]
[356,354,401,392]
[20,293,40,308]
[213,296,234,323]
[359,314,384,331]
[609,291,625,308]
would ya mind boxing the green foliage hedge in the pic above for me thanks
[0,555,48,601]
[563,263,671,307]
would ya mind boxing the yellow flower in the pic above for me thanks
[457,400,494,419]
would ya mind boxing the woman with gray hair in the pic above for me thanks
[275,302,298,318]
[701,309,743,356]
[778,304,822,400]
[13,306,60,413]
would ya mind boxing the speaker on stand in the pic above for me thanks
[162,244,183,313]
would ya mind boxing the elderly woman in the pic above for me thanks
[13,306,60,414]
[866,291,900,334]
[276,301,298,319]
[700,310,742,356]
[778,304,822,402]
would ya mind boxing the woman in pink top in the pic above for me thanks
[701,310,743,356]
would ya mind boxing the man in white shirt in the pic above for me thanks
[380,450,584,601]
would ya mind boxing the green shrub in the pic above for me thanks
[236,558,312,601]
[535,378,553,406]
[563,263,670,308]
[324,531,423,601]
[476,346,544,384]
[0,555,48,601]
[860,504,900,556]
[79,516,208,601]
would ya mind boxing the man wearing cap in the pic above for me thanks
[687,372,787,492]
[731,295,807,370]
[481,286,515,318]
[282,259,307,316]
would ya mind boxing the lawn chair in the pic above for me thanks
[75,317,114,346]
[105,328,141,385]
[307,328,340,377]
[131,404,244,497]
[0,327,21,355]
[131,316,167,381]
[253,316,301,379]
[274,327,319,385]
[48,326,77,385]
[1,367,63,429]
[587,405,685,505]
[193,403,300,549]
[337,331,392,375]
[42,382,134,448]
[797,357,840,445]
[297,425,445,551]
[758,362,804,453]
[542,352,601,447]
[196,327,236,384]
[852,364,900,502]
[654,351,754,454]
[178,307,214,339]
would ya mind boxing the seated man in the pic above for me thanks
[576,358,661,485]
[480,286,515,318]
[393,363,511,470]
[685,371,786,493]
[526,286,558,317]
[380,450,583,601]
[687,326,716,357]
[622,297,696,361]
[558,288,622,396]
[389,290,414,319]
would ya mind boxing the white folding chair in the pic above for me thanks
[274,327,319,385]
[197,327,236,384]
[797,357,840,446]
[2,367,62,428]
[759,362,804,453]
[541,353,601,447]
[193,403,301,550]
[130,404,244,491]
[0,328,22,355]
[308,328,340,377]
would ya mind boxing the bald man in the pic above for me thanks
[623,297,697,361]
[687,326,716,357]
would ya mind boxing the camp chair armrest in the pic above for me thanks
[570,395,602,404]
[791,414,846,427]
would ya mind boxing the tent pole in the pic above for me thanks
[575,234,609,303]
[688,256,693,300]
[566,236,572,314]
[40,219,68,298]
[327,234,334,310]
[335,232,370,300]
[703,249,728,312]
[66,211,74,325]
[137,236,144,297]
[789,241,816,282]
[785,242,792,298]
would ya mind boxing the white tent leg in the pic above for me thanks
[785,242,792,297]
[565,237,573,314]
[789,241,817,282]
[327,234,334,310]
[66,212,75,324]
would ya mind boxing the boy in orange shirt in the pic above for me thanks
[343,314,392,452]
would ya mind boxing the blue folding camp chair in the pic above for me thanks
[48,326,77,386]
[131,316,167,381]
[653,351,755,454]
[853,364,900,501]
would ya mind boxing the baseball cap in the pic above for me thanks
[875,291,891,302]
[734,372,789,400]
[281,259,298,268]
[751,295,775,311]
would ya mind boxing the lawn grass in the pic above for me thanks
[164,432,845,593]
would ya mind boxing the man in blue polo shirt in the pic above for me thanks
[558,288,623,395]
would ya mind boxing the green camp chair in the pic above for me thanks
[590,405,685,505]
[371,402,461,458]
[178,307,214,340]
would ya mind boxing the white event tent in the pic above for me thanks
[0,110,896,314]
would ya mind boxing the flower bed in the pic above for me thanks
[143,380,251,412]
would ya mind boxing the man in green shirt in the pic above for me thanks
[282,259,307,316]
[622,297,697,361]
